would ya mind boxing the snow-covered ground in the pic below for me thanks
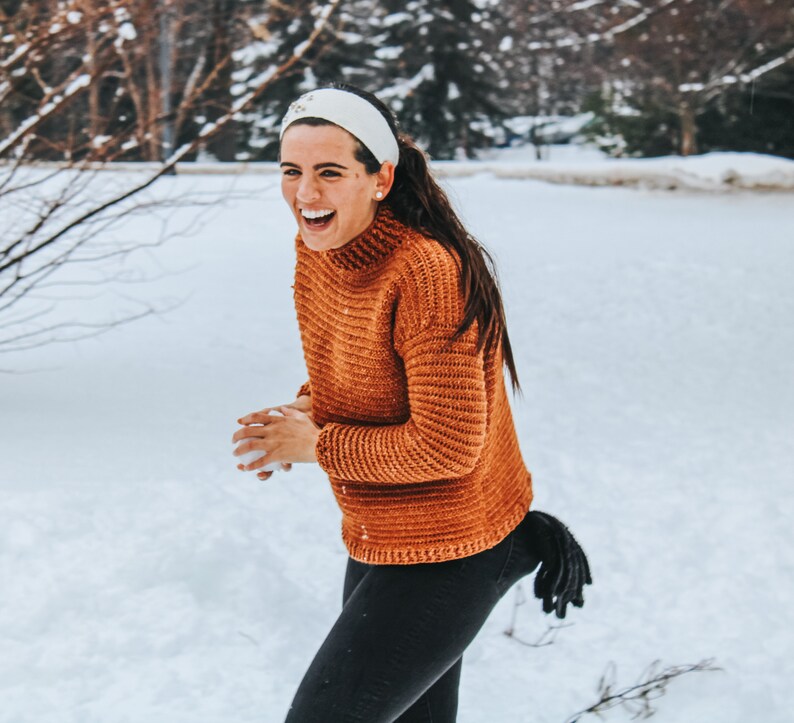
[1,161,793,722]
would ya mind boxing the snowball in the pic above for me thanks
[234,410,283,473]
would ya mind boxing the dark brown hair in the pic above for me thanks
[284,83,520,392]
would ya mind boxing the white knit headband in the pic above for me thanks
[280,88,400,167]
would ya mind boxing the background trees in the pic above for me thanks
[592,0,794,156]
[1,0,792,163]
[373,0,506,158]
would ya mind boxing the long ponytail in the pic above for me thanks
[388,134,520,392]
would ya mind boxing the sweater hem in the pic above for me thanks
[341,490,533,565]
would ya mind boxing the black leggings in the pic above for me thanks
[284,510,541,722]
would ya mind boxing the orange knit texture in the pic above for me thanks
[293,206,533,564]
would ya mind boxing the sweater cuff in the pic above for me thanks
[315,423,341,476]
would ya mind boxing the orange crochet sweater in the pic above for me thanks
[293,206,533,564]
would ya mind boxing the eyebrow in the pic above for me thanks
[279,162,349,171]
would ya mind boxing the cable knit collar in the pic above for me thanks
[318,205,406,272]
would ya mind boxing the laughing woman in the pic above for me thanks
[232,84,591,722]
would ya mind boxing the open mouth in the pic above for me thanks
[301,209,336,230]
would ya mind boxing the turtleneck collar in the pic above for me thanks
[308,205,406,272]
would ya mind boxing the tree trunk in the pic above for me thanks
[159,3,174,161]
[679,101,698,156]
[145,32,162,162]
[205,0,237,161]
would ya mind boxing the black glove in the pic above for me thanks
[524,510,592,619]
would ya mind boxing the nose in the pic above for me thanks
[296,174,320,204]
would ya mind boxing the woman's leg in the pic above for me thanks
[343,557,464,723]
[284,517,540,723]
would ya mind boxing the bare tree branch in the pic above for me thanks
[0,0,342,277]
[503,584,574,647]
[566,658,722,722]
[0,0,343,365]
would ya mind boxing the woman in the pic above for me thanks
[232,84,591,722]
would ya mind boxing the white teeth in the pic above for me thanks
[301,209,334,220]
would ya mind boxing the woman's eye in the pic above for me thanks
[282,169,300,177]
[320,170,341,178]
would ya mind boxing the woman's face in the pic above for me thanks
[280,124,391,252]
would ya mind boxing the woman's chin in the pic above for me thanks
[300,219,349,251]
[301,231,342,252]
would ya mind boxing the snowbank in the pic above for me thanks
[20,150,794,191]
[435,151,794,191]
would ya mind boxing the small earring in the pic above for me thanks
[375,191,384,199]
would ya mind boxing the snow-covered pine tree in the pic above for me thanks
[375,0,506,159]
[232,0,385,161]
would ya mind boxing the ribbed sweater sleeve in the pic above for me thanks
[315,325,487,483]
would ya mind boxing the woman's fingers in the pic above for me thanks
[257,463,291,481]
[237,409,281,425]
[237,452,276,472]
[237,409,268,425]
[232,432,271,452]
[232,414,287,444]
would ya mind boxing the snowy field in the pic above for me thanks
[1,160,793,722]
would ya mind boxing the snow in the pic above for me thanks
[455,149,794,191]
[233,40,279,66]
[380,63,436,99]
[570,0,604,10]
[383,11,413,27]
[116,22,137,42]
[1,160,793,722]
[742,46,794,82]
[503,113,595,142]
[374,45,402,60]
[64,74,91,96]
[292,40,310,56]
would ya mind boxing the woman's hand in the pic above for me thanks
[233,402,320,481]
[286,394,313,418]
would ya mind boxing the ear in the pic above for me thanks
[374,161,396,200]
